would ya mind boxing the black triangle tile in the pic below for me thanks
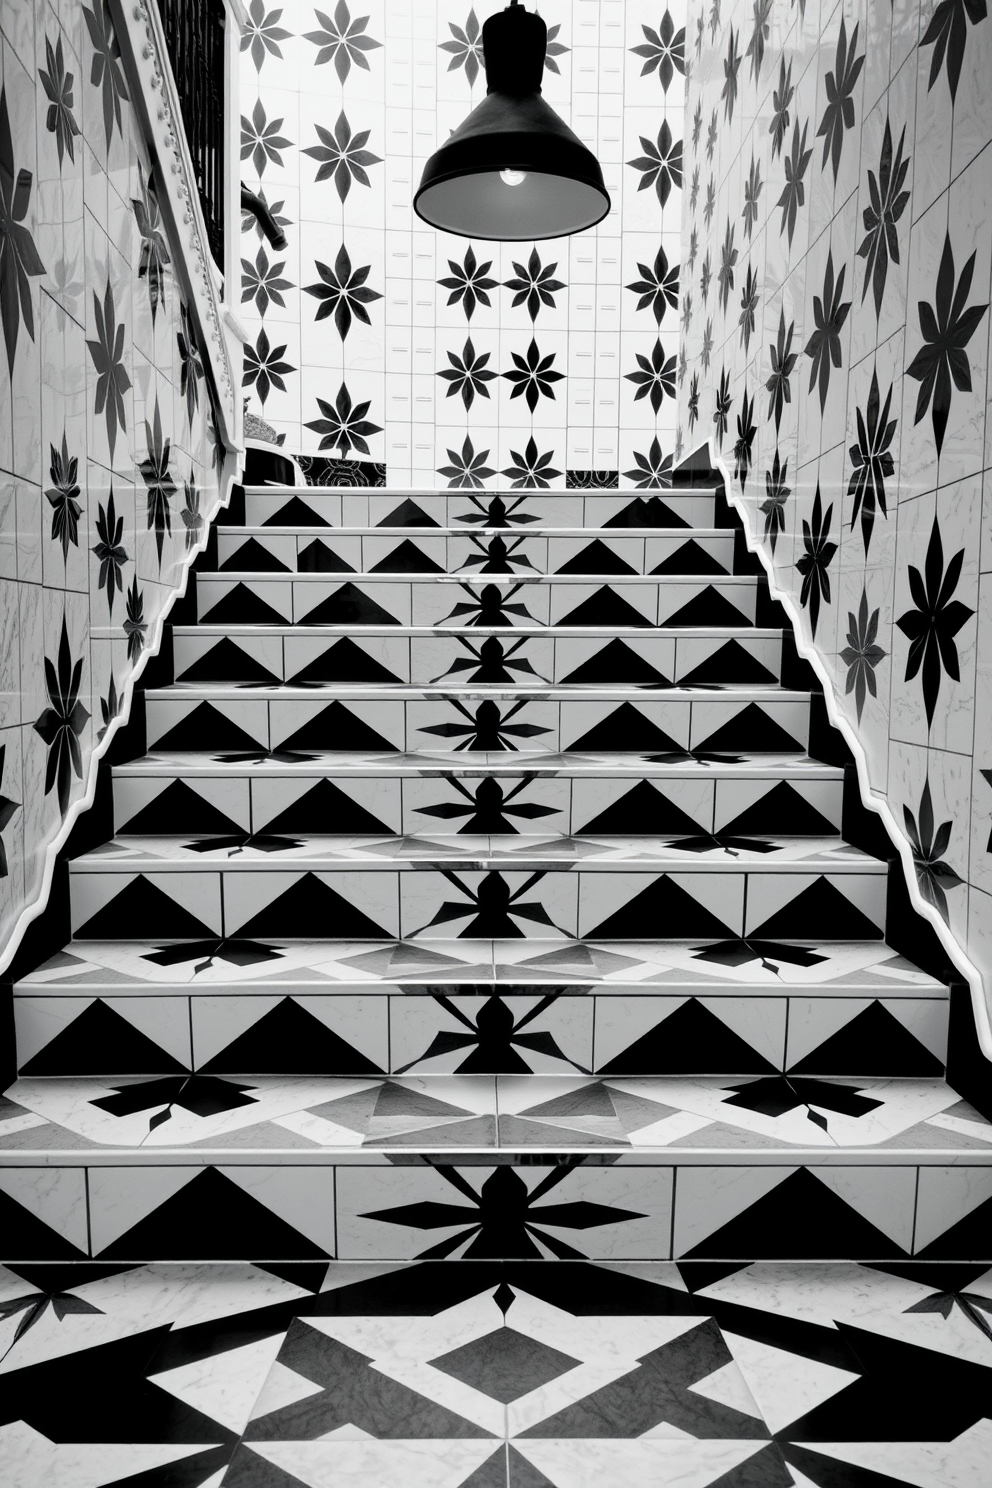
[581,780,705,835]
[287,638,402,685]
[279,701,394,752]
[77,876,217,940]
[298,539,354,573]
[705,1444,795,1487]
[222,1445,310,1488]
[20,999,188,1076]
[263,779,392,834]
[507,1445,558,1486]
[297,582,400,625]
[237,872,391,939]
[203,997,383,1075]
[571,702,684,752]
[789,1000,943,1076]
[693,704,804,753]
[679,640,778,685]
[722,781,838,835]
[121,779,245,834]
[750,877,883,939]
[555,540,637,575]
[97,1167,329,1259]
[458,1447,510,1488]
[219,537,291,573]
[557,587,653,628]
[652,539,728,575]
[588,874,734,939]
[370,539,443,573]
[153,703,264,753]
[177,638,281,685]
[266,495,328,527]
[599,998,777,1075]
[561,638,670,686]
[378,498,440,527]
[684,1168,907,1259]
[200,584,289,625]
[604,496,689,529]
[664,586,752,626]
[0,1185,88,1258]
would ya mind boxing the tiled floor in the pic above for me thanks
[1,1259,989,1486]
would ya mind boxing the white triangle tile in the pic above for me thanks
[314,1424,376,1440]
[250,1358,324,1420]
[148,1332,285,1434]
[106,996,193,1066]
[687,1359,764,1420]
[721,1331,860,1435]
[810,1166,916,1251]
[511,1439,768,1488]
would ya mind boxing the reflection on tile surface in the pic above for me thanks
[0,1260,989,1485]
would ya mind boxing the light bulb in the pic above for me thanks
[500,169,527,187]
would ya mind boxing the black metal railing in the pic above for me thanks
[156,0,226,267]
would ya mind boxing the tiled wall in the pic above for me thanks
[0,0,230,968]
[676,0,992,1013]
[239,0,686,487]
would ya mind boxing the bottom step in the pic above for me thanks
[0,1258,988,1488]
[1,1073,990,1261]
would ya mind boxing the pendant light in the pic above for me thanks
[414,0,611,240]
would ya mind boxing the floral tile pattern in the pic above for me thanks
[676,0,992,1019]
[0,0,229,968]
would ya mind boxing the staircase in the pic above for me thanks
[4,473,989,1265]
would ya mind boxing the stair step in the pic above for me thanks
[111,753,845,836]
[213,526,738,577]
[13,940,949,1079]
[0,1074,987,1260]
[143,685,813,755]
[193,572,774,629]
[240,486,722,531]
[66,835,888,943]
[170,625,787,687]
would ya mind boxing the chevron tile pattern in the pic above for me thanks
[6,476,990,1265]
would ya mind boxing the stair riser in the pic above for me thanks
[194,574,768,629]
[240,490,720,529]
[111,771,845,837]
[214,529,738,577]
[67,863,888,942]
[171,629,786,688]
[2,1156,984,1261]
[143,693,812,755]
[12,990,948,1078]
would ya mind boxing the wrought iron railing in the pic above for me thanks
[156,0,226,267]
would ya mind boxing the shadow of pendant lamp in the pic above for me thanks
[414,0,610,240]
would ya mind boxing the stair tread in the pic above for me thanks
[69,833,883,872]
[203,568,761,580]
[16,937,945,993]
[1,1073,985,1160]
[146,682,808,699]
[115,748,841,778]
[217,529,734,541]
[172,623,784,636]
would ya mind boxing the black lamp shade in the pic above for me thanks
[414,4,611,240]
